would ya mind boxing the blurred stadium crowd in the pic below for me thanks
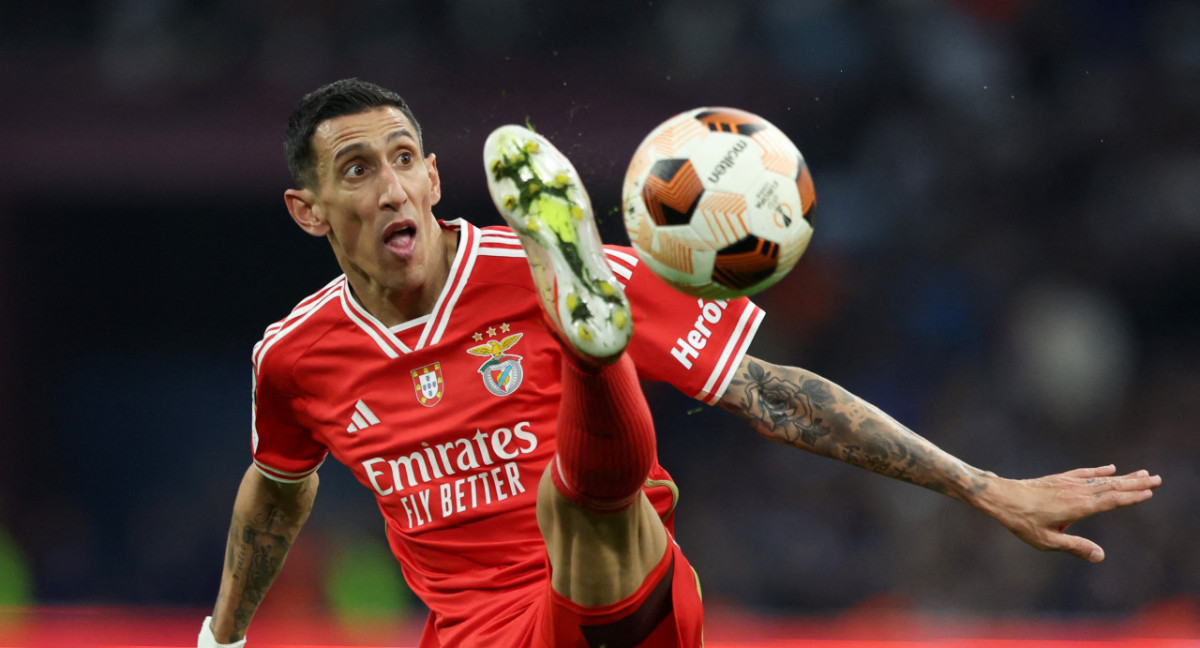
[0,0,1196,625]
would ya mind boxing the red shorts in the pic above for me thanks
[539,537,704,648]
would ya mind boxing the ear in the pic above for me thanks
[426,153,442,206]
[284,188,330,237]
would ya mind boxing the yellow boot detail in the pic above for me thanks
[535,196,577,244]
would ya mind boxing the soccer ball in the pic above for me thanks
[622,107,816,299]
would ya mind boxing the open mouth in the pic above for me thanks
[383,221,417,258]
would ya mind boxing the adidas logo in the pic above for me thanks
[346,399,381,433]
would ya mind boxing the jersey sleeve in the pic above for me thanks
[608,247,766,405]
[250,352,328,483]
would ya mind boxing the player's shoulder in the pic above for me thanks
[252,275,347,370]
[465,225,531,291]
[474,223,640,279]
[475,224,524,258]
[601,244,640,285]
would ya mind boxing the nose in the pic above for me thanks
[378,164,408,210]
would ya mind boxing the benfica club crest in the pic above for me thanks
[410,362,445,407]
[466,332,525,397]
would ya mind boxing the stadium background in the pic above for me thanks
[0,0,1197,645]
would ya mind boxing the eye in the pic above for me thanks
[345,163,367,178]
[397,151,414,166]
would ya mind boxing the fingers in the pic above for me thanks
[1064,467,1161,496]
[1109,471,1162,493]
[1061,465,1118,479]
[1055,533,1105,563]
[1103,469,1162,485]
[1069,484,1155,520]
[1099,488,1156,511]
[1087,471,1161,507]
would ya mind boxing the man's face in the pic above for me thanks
[301,106,444,300]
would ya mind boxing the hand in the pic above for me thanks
[982,465,1161,563]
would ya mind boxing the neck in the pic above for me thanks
[342,226,459,327]
[350,280,439,327]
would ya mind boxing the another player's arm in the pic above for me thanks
[209,465,318,643]
[718,354,1161,562]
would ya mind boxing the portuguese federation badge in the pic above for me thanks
[411,362,445,407]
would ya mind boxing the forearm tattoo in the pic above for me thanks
[225,504,297,636]
[723,359,988,498]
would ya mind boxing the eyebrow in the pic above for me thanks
[331,129,417,166]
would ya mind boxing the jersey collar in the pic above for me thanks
[339,219,481,357]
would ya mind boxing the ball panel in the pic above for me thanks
[712,235,780,291]
[638,237,716,296]
[688,131,767,192]
[651,116,709,157]
[625,146,654,191]
[624,203,656,249]
[691,282,744,300]
[643,158,704,227]
[751,128,801,178]
[742,175,802,241]
[776,225,813,273]
[648,226,701,276]
[796,160,817,226]
[694,108,769,137]
[694,191,750,248]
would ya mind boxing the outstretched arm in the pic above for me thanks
[718,355,1161,562]
[208,465,318,643]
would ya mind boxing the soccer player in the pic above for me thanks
[198,79,1161,648]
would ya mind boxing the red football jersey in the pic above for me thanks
[250,220,764,646]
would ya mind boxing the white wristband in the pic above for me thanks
[198,616,247,648]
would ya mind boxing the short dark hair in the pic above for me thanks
[284,78,424,189]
